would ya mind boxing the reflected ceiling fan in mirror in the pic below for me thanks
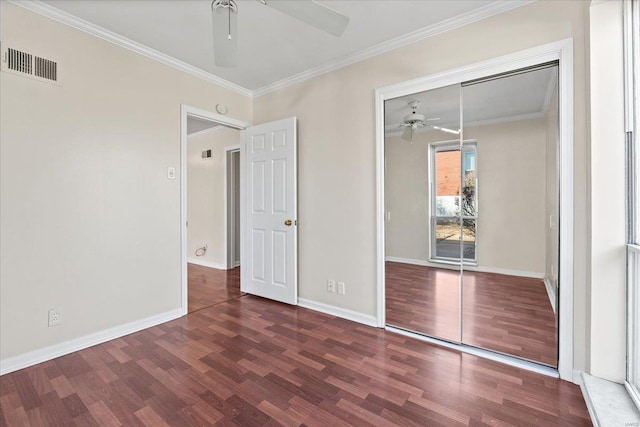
[211,0,350,67]
[399,100,460,141]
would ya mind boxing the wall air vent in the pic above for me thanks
[34,56,57,81]
[7,48,32,74]
[2,46,60,85]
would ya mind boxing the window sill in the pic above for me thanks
[580,372,640,426]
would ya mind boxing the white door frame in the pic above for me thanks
[224,146,241,269]
[375,39,575,381]
[180,104,251,315]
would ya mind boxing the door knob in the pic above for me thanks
[284,219,293,226]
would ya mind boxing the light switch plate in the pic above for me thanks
[168,167,176,180]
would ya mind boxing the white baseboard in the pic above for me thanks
[298,298,378,328]
[385,256,544,279]
[544,276,557,313]
[187,258,226,270]
[0,308,183,376]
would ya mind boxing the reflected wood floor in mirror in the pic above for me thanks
[188,264,243,313]
[0,296,589,426]
[385,261,558,366]
[386,263,462,342]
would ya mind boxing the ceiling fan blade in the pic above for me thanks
[261,0,349,37]
[432,125,460,135]
[212,1,238,67]
[401,126,414,141]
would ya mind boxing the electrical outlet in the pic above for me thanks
[327,279,336,293]
[337,281,346,295]
[48,309,61,327]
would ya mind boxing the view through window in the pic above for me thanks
[431,143,477,262]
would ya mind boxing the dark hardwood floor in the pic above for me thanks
[188,263,242,313]
[385,261,558,366]
[0,294,588,426]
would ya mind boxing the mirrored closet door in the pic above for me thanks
[384,83,462,343]
[460,63,559,366]
[384,62,560,367]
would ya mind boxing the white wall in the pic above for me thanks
[385,118,548,275]
[589,0,627,382]
[0,3,251,361]
[187,127,240,268]
[253,0,590,372]
[468,119,547,274]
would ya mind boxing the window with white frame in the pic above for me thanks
[430,142,477,262]
[625,0,640,411]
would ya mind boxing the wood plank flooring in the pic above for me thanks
[188,264,242,313]
[0,295,589,426]
[385,261,558,366]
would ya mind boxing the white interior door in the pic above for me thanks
[241,117,297,304]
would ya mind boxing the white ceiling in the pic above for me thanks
[36,0,529,93]
[187,116,221,135]
[384,65,557,133]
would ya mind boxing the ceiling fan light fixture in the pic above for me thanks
[403,111,425,123]
[211,0,349,68]
[401,126,414,141]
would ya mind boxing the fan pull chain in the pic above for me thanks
[228,1,232,40]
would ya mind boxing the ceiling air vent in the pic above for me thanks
[2,46,60,85]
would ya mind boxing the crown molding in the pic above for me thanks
[252,0,537,98]
[7,0,253,98]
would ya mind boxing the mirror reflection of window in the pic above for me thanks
[432,143,477,262]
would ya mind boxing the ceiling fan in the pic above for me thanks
[211,0,350,67]
[399,100,460,141]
